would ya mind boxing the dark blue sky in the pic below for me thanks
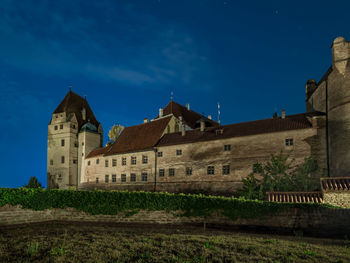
[0,0,349,188]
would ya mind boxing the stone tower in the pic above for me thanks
[47,90,103,189]
[306,36,350,177]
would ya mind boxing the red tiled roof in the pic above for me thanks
[52,91,100,130]
[103,116,172,156]
[266,192,323,203]
[156,101,219,129]
[321,177,350,191]
[86,147,110,159]
[156,112,318,147]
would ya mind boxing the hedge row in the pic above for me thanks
[0,188,339,221]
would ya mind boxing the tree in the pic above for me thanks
[238,150,322,200]
[23,176,43,188]
[108,124,124,143]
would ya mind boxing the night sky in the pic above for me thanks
[0,0,349,188]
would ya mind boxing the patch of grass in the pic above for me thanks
[25,240,39,256]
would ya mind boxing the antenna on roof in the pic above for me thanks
[217,102,221,124]
[84,94,87,100]
[170,91,173,101]
[170,91,174,113]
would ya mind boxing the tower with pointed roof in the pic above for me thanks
[47,90,103,189]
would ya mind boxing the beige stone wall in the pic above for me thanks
[323,192,350,208]
[307,81,326,113]
[1,204,350,238]
[47,112,79,189]
[83,150,156,187]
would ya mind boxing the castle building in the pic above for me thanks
[47,37,350,194]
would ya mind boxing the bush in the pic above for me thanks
[22,176,43,189]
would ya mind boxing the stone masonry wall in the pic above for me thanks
[0,204,350,237]
[323,192,350,208]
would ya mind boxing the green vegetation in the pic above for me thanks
[0,186,337,223]
[21,176,44,189]
[238,150,324,200]
[0,222,349,262]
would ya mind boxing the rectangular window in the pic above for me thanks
[105,160,109,167]
[131,156,136,165]
[186,167,192,176]
[112,174,116,183]
[60,124,63,129]
[96,159,99,165]
[131,173,136,182]
[142,155,148,164]
[88,161,91,166]
[176,149,182,156]
[169,168,175,176]
[72,124,76,129]
[223,165,230,175]
[122,157,126,166]
[224,145,231,151]
[157,151,163,157]
[61,139,65,147]
[74,142,78,147]
[105,174,109,183]
[73,159,77,164]
[112,159,117,167]
[207,166,214,175]
[121,174,126,182]
[61,156,65,164]
[96,177,99,183]
[141,172,148,181]
[159,169,165,177]
[54,125,58,130]
[82,142,84,146]
[285,138,294,146]
[50,160,53,165]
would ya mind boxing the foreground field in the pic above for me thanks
[0,222,349,263]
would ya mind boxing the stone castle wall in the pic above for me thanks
[0,204,349,238]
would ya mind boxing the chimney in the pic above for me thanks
[81,107,86,121]
[208,115,212,120]
[159,108,163,117]
[200,119,205,132]
[182,124,186,136]
[281,109,285,119]
[144,118,149,123]
[186,103,190,110]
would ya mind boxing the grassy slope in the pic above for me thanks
[0,222,349,263]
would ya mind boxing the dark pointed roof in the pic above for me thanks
[156,112,319,147]
[101,116,172,156]
[53,90,100,130]
[156,101,219,129]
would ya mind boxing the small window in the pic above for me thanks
[82,153,84,156]
[96,177,99,183]
[112,159,117,167]
[88,161,91,166]
[186,167,192,176]
[96,159,100,165]
[207,166,214,175]
[285,138,294,146]
[121,174,126,182]
[61,156,65,164]
[60,124,63,129]
[131,156,136,165]
[50,160,53,166]
[72,124,76,129]
[74,142,78,147]
[105,160,109,167]
[159,169,165,177]
[105,174,109,183]
[142,155,148,164]
[112,174,116,183]
[169,168,175,177]
[157,152,163,157]
[131,173,136,182]
[224,145,231,151]
[73,159,77,164]
[82,142,84,146]
[122,157,126,166]
[141,172,148,181]
[176,149,182,156]
[61,139,65,147]
[54,125,58,130]
[58,174,62,178]
[223,165,230,175]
